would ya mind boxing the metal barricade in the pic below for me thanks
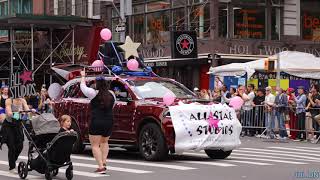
[239,105,320,143]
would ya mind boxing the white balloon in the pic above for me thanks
[48,83,62,100]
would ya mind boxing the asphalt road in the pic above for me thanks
[0,137,319,180]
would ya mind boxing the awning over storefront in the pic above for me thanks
[144,53,210,63]
[209,51,320,79]
[0,14,97,29]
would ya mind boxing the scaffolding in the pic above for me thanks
[0,14,97,85]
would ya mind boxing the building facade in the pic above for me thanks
[103,0,320,90]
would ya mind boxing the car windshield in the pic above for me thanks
[131,80,195,99]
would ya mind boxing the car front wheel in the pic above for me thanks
[139,123,168,161]
[205,150,232,159]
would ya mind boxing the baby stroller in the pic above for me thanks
[17,111,78,180]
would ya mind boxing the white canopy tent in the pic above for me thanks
[208,51,320,79]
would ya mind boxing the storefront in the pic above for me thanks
[106,0,320,90]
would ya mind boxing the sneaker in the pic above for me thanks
[94,168,106,174]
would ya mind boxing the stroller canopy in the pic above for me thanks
[31,113,60,135]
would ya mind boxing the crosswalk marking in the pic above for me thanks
[240,148,320,157]
[71,155,196,170]
[183,161,237,167]
[229,156,307,165]
[0,170,40,179]
[268,147,319,154]
[220,160,273,166]
[295,146,320,151]
[18,156,152,174]
[234,149,320,161]
[231,152,319,163]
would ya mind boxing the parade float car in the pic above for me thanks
[50,42,242,161]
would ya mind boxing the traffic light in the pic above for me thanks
[264,58,275,72]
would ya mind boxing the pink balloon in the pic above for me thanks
[91,60,104,71]
[163,92,176,106]
[127,59,139,71]
[100,28,112,41]
[229,96,244,110]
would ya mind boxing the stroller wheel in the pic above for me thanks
[45,171,53,180]
[66,165,73,180]
[18,162,28,179]
[52,169,59,177]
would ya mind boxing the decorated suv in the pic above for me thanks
[50,70,241,161]
[50,40,241,161]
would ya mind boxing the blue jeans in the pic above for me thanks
[275,111,288,138]
[266,111,275,137]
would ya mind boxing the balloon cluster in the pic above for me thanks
[94,28,140,71]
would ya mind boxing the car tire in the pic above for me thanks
[71,122,85,154]
[205,149,232,159]
[139,123,168,161]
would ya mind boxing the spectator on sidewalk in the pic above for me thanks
[243,84,255,136]
[287,88,297,140]
[221,85,231,104]
[274,88,289,140]
[307,84,320,143]
[264,86,275,139]
[253,88,266,134]
[293,86,307,141]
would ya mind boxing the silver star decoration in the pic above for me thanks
[119,36,141,59]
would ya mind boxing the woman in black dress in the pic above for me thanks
[80,69,115,174]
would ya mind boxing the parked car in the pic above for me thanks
[51,71,235,161]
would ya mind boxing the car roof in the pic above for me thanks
[63,75,174,88]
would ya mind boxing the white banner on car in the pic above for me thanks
[169,103,242,153]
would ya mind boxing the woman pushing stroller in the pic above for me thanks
[1,96,34,173]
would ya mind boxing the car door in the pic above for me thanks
[110,80,136,141]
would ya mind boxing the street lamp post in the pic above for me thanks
[276,52,280,89]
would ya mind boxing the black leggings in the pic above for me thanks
[1,120,24,170]
[297,112,306,140]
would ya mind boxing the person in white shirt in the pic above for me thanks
[264,86,276,138]
[242,84,255,136]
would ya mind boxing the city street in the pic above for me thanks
[0,137,318,180]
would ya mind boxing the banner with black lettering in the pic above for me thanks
[169,103,242,153]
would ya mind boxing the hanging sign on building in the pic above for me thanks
[171,31,198,59]
[9,71,37,99]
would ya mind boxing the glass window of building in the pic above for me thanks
[10,0,32,15]
[112,18,121,42]
[271,7,280,40]
[133,15,145,43]
[172,8,185,31]
[218,2,228,37]
[0,1,8,16]
[133,4,145,14]
[146,10,170,44]
[172,0,186,8]
[301,0,320,41]
[75,0,88,17]
[93,0,100,17]
[147,0,170,12]
[233,6,266,39]
[190,2,211,38]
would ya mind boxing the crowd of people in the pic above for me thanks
[195,83,320,143]
[0,75,115,174]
